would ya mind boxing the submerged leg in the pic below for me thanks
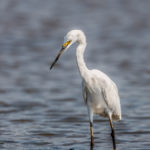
[90,121,94,146]
[88,108,94,147]
[108,115,116,150]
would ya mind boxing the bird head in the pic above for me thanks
[50,30,86,70]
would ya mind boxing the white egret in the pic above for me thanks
[50,30,121,150]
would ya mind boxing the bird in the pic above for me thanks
[50,29,121,150]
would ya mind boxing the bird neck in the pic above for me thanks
[76,43,89,80]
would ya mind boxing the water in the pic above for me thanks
[0,0,150,149]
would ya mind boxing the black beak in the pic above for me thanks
[50,46,65,70]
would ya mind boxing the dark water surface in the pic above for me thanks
[0,0,150,150]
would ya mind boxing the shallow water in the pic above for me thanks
[0,0,150,149]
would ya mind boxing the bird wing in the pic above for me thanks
[101,87,109,107]
[101,84,121,120]
[91,69,121,117]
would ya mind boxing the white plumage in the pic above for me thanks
[82,69,121,120]
[50,29,121,150]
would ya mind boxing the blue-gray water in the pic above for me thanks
[0,0,150,150]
